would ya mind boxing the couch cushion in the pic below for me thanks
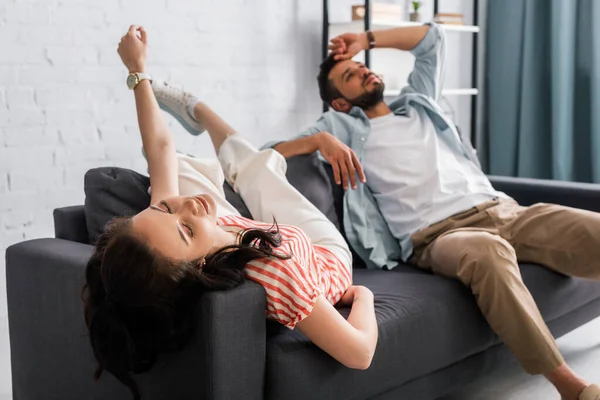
[264,264,600,400]
[84,167,151,244]
[285,154,340,231]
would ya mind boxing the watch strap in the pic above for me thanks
[136,72,152,83]
[366,30,376,49]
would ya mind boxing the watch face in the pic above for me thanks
[126,74,138,89]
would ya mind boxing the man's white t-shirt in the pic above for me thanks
[363,109,507,239]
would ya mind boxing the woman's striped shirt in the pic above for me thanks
[217,215,352,329]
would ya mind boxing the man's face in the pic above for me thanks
[328,60,384,110]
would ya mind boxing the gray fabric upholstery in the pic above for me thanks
[6,238,266,400]
[54,205,89,244]
[264,265,600,400]
[84,167,151,244]
[8,235,600,400]
[285,154,340,230]
[371,292,600,400]
[223,182,253,219]
[489,175,600,212]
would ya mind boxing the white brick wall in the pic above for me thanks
[0,0,322,398]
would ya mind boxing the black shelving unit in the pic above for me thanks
[322,0,480,146]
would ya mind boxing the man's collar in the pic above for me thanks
[349,106,368,119]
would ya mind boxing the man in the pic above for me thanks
[270,23,600,400]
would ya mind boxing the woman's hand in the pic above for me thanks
[336,285,373,308]
[117,25,148,73]
[328,32,369,61]
[316,132,366,190]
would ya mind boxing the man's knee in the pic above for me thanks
[433,231,518,285]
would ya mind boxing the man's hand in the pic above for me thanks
[117,25,148,73]
[336,285,374,308]
[316,132,366,190]
[329,32,369,61]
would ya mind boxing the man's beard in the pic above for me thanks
[347,81,385,110]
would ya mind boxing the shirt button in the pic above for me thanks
[360,137,366,142]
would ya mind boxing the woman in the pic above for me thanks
[82,25,378,400]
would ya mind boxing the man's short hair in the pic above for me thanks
[318,55,342,104]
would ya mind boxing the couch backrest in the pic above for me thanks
[53,205,90,244]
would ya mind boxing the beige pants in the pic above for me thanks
[410,198,600,374]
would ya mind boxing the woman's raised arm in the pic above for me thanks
[118,25,178,203]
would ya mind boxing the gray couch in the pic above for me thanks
[6,154,600,400]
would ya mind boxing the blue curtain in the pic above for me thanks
[485,0,600,182]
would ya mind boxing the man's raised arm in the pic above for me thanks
[330,23,445,100]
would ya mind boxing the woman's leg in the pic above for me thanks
[192,102,236,153]
[193,102,352,268]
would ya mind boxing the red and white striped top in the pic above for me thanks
[217,215,352,329]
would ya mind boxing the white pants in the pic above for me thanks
[176,135,352,269]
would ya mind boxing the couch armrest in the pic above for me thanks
[54,205,89,244]
[489,175,600,212]
[146,279,267,400]
[6,238,267,400]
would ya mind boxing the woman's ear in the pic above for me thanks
[331,98,352,113]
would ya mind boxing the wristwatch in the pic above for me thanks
[126,72,152,90]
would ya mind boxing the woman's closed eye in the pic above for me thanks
[158,201,194,238]
[181,222,194,238]
[160,200,173,213]
[159,200,194,238]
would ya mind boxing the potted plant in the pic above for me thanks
[410,1,422,22]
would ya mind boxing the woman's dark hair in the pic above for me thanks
[82,216,290,400]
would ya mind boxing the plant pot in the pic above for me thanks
[410,12,421,22]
